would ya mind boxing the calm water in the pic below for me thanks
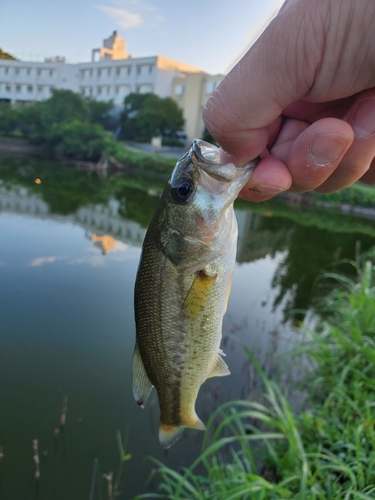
[0,158,374,499]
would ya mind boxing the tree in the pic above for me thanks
[41,89,90,131]
[0,103,19,135]
[17,102,45,139]
[85,98,114,128]
[46,120,115,160]
[120,92,184,142]
[0,48,16,60]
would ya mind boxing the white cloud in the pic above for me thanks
[96,5,143,28]
[30,256,62,267]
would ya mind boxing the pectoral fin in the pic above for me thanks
[132,342,153,408]
[207,350,230,378]
[184,270,217,319]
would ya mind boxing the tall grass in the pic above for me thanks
[137,249,375,499]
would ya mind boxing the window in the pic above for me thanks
[37,86,43,93]
[115,86,119,94]
[98,87,102,95]
[174,84,185,96]
[137,66,141,75]
[5,68,9,75]
[107,68,111,76]
[206,80,219,94]
[27,68,31,76]
[16,84,21,93]
[149,65,153,74]
[37,69,42,77]
[98,69,102,77]
[127,67,131,75]
[107,86,110,95]
[90,69,93,78]
[15,68,19,75]
[116,68,120,76]
[137,84,153,94]
[5,83,11,92]
[27,85,33,93]
[49,70,54,77]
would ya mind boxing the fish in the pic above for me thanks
[132,139,258,448]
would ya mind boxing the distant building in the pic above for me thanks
[171,72,225,143]
[0,32,204,108]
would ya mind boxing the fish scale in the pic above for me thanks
[132,139,258,448]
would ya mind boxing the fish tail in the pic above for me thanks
[159,417,206,449]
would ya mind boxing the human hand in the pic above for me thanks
[202,0,375,202]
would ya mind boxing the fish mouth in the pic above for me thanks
[191,139,259,183]
[191,139,259,205]
[169,139,259,209]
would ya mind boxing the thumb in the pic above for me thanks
[202,0,325,164]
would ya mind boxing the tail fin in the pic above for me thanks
[159,418,206,449]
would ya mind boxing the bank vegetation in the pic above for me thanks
[141,249,375,499]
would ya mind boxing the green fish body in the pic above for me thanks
[133,139,257,448]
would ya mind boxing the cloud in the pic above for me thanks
[96,5,142,28]
[30,256,62,267]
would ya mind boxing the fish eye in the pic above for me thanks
[170,177,195,203]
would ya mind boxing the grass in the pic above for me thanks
[311,182,375,208]
[137,248,375,499]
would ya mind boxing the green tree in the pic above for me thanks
[0,48,16,60]
[0,103,19,135]
[120,92,184,141]
[47,120,115,160]
[17,102,45,139]
[85,98,114,128]
[41,89,90,131]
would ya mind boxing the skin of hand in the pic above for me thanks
[202,0,375,202]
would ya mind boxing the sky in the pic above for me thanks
[0,0,284,75]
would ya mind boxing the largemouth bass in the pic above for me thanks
[132,139,258,448]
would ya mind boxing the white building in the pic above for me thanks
[0,32,204,107]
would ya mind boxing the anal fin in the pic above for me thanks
[159,425,185,449]
[132,342,153,408]
[207,350,230,378]
[159,417,206,449]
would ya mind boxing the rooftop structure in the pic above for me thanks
[92,31,127,62]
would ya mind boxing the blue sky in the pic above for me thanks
[1,0,283,74]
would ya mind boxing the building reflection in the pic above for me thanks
[91,234,117,254]
[0,185,146,248]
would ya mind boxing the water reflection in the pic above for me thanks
[1,158,375,498]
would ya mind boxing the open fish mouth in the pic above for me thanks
[170,139,259,202]
[191,139,259,183]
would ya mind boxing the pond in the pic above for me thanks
[0,157,374,499]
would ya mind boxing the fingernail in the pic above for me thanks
[253,184,286,196]
[352,98,375,137]
[310,134,349,167]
